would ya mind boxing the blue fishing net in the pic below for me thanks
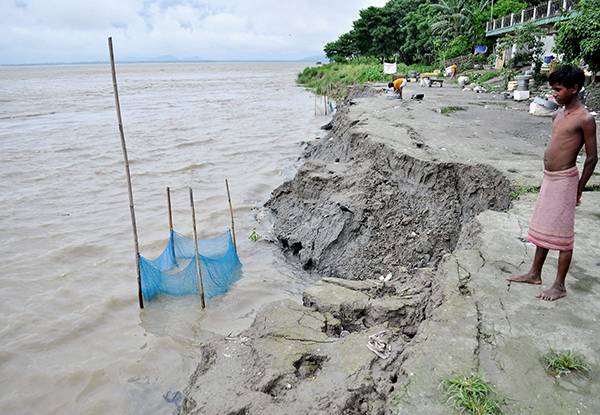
[139,229,241,301]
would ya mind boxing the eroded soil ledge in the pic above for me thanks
[179,84,600,415]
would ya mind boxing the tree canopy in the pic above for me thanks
[555,0,600,74]
[323,0,535,64]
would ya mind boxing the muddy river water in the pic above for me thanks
[0,62,324,414]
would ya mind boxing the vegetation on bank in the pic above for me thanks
[440,105,467,114]
[322,0,598,72]
[323,0,540,66]
[555,0,600,76]
[510,184,540,200]
[299,0,599,98]
[440,373,504,415]
[543,350,592,377]
[297,57,434,98]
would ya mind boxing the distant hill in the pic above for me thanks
[296,55,329,63]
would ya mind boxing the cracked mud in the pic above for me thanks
[176,84,600,415]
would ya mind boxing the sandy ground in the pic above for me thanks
[176,82,600,415]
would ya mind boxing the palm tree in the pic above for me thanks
[432,0,487,40]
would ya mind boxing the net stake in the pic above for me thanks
[225,179,238,251]
[167,186,174,231]
[108,37,144,309]
[189,188,206,309]
[166,186,177,264]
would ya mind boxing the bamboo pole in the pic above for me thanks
[166,186,174,231]
[189,188,206,308]
[225,179,237,251]
[108,37,144,309]
[166,186,177,264]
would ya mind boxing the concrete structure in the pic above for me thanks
[486,0,578,70]
[486,0,576,37]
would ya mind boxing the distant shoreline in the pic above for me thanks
[0,59,324,68]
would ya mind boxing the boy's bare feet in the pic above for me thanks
[507,272,542,285]
[536,286,567,301]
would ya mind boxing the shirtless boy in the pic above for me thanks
[508,64,597,301]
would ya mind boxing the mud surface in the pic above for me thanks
[266,100,511,279]
[178,83,600,414]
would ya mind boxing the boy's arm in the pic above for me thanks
[577,115,598,205]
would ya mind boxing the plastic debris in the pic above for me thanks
[367,330,391,359]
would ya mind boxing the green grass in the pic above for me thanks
[440,106,466,115]
[510,185,540,200]
[440,373,503,415]
[543,350,591,377]
[248,228,261,242]
[297,59,436,98]
[510,183,598,201]
[477,70,501,84]
[584,184,600,191]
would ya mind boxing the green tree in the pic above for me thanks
[324,32,358,61]
[490,0,528,18]
[352,6,388,56]
[397,2,437,63]
[497,23,544,67]
[471,0,528,44]
[431,0,487,41]
[555,0,600,76]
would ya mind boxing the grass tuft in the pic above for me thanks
[440,106,466,115]
[248,228,261,242]
[440,373,503,415]
[509,185,540,200]
[584,184,600,191]
[543,350,591,377]
[476,70,501,84]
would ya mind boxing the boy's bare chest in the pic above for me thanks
[551,115,581,142]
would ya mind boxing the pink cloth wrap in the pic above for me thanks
[527,166,579,251]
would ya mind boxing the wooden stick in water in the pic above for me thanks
[225,179,237,251]
[166,186,174,231]
[189,188,206,309]
[166,186,177,263]
[108,37,144,309]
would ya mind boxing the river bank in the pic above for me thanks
[178,82,600,414]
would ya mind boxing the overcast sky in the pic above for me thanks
[0,0,388,64]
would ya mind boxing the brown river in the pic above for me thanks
[0,62,325,414]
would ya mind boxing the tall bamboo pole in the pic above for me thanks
[225,179,237,252]
[108,37,144,309]
[166,186,174,231]
[166,186,176,263]
[189,188,206,308]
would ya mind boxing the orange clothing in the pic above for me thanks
[392,78,406,91]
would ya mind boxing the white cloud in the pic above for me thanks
[0,0,388,64]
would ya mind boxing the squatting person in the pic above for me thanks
[508,64,598,301]
[388,77,407,99]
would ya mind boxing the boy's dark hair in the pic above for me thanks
[388,82,394,88]
[548,64,585,91]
